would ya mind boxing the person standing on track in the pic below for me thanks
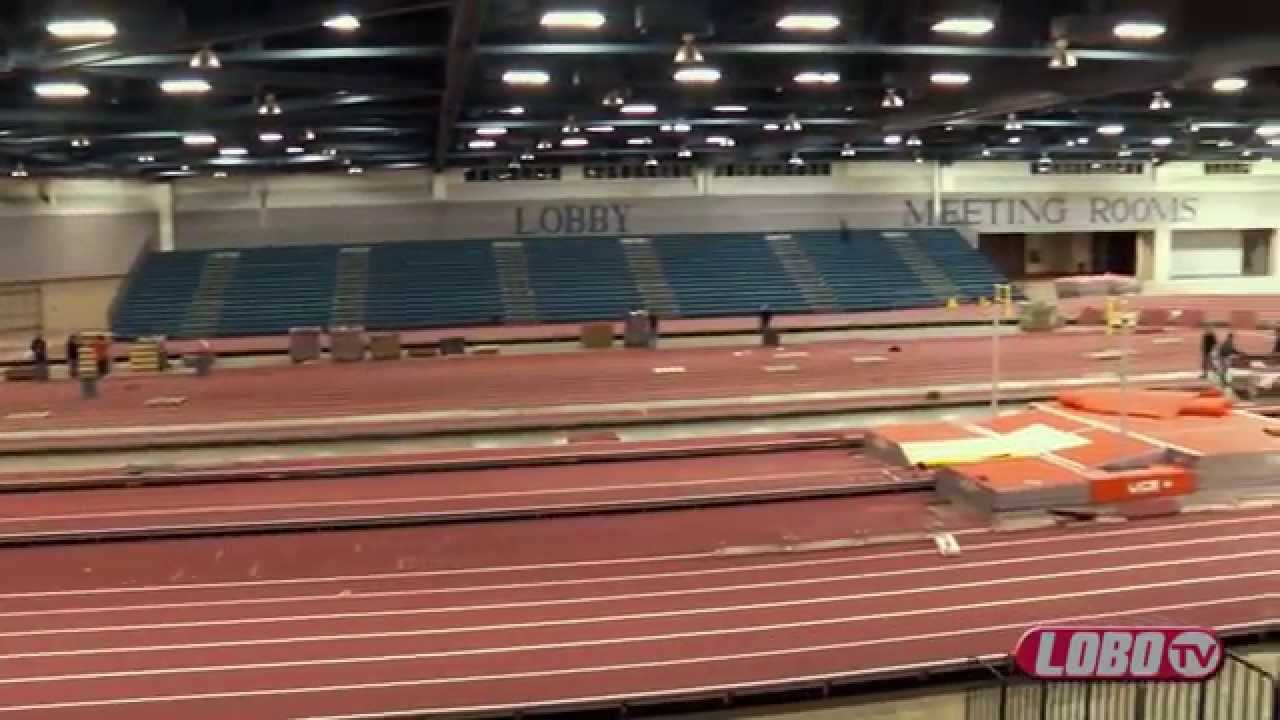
[92,335,109,377]
[65,333,79,378]
[1200,327,1217,379]
[1273,325,1280,355]
[1216,332,1238,385]
[29,334,47,380]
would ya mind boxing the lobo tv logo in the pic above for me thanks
[1013,626,1223,681]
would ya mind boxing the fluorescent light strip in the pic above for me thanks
[931,17,994,36]
[323,14,361,31]
[34,81,89,99]
[673,66,721,84]
[776,13,840,31]
[930,71,971,86]
[540,10,606,29]
[1113,21,1166,39]
[502,70,551,86]
[182,133,217,146]
[475,126,507,136]
[794,71,840,84]
[467,139,496,150]
[46,18,117,39]
[620,103,657,115]
[561,137,588,147]
[159,78,212,95]
[713,105,748,113]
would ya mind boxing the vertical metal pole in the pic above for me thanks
[998,683,1009,720]
[1120,315,1131,438]
[992,284,1001,416]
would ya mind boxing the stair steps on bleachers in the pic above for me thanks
[620,238,679,316]
[766,234,839,312]
[330,247,371,327]
[179,251,239,338]
[882,232,962,302]
[491,241,539,324]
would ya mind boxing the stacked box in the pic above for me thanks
[368,332,402,361]
[331,326,366,362]
[580,322,615,349]
[289,327,322,363]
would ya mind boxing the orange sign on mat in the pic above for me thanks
[1089,466,1195,504]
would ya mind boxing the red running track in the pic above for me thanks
[0,331,1230,450]
[0,446,921,542]
[0,500,1276,718]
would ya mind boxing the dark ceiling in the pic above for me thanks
[5,0,1280,178]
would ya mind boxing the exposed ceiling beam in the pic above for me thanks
[82,66,445,96]
[434,0,486,169]
[474,43,1184,62]
[88,46,448,67]
[36,0,455,72]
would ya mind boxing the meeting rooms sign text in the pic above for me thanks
[904,195,1200,229]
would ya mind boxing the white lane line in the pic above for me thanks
[0,469,861,525]
[3,508,1277,603]
[0,593,1270,714]
[6,529,1278,645]
[0,479,911,543]
[0,371,1199,442]
[12,523,1276,623]
[2,547,1274,667]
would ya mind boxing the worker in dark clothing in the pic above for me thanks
[65,334,79,378]
[30,335,47,380]
[92,336,109,377]
[1200,328,1217,379]
[759,305,773,333]
[1273,326,1280,355]
[648,310,660,349]
[1217,332,1238,385]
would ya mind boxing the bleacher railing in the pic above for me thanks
[966,654,1277,720]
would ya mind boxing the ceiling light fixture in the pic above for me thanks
[585,124,614,133]
[620,103,657,115]
[795,71,840,85]
[627,137,653,146]
[600,88,626,107]
[1268,138,1280,147]
[776,13,840,31]
[561,136,588,147]
[1151,136,1173,147]
[323,13,361,31]
[501,105,525,116]
[1149,91,1172,110]
[257,93,283,116]
[286,146,305,154]
[1117,146,1133,157]
[189,46,221,70]
[981,147,992,157]
[258,131,284,143]
[46,18,117,39]
[182,133,217,146]
[540,10,607,29]
[930,71,971,86]
[841,144,857,157]
[1007,136,1022,144]
[881,88,904,108]
[1004,114,1023,131]
[561,116,581,134]
[503,69,551,86]
[303,128,317,141]
[70,136,91,148]
[160,77,212,95]
[883,134,903,146]
[1097,123,1125,136]
[347,166,364,175]
[906,134,923,147]
[674,33,704,64]
[520,150,535,161]
[137,154,155,163]
[713,104,748,113]
[1049,38,1078,69]
[536,139,553,150]
[1213,76,1247,93]
[1077,136,1090,145]
[783,114,802,132]
[660,123,692,133]
[34,81,89,99]
[706,135,735,147]
[1218,139,1235,148]
[645,156,659,167]
[468,139,497,150]
[1256,124,1280,137]
[10,163,28,178]
[1242,149,1254,158]
[677,147,693,159]
[762,123,781,131]
[931,16,995,36]
[1113,20,1166,40]
[476,126,507,136]
[213,170,229,178]
[673,65,721,84]
[787,152,805,166]
[219,146,249,157]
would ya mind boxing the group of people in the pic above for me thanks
[28,333,110,379]
[1201,326,1280,384]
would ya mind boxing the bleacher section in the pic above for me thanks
[652,233,810,316]
[218,246,339,336]
[366,241,504,330]
[112,228,1008,338]
[113,252,210,338]
[525,238,644,322]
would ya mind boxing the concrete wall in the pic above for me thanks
[39,276,123,335]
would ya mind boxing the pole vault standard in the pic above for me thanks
[1105,296,1134,438]
[991,284,1014,415]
